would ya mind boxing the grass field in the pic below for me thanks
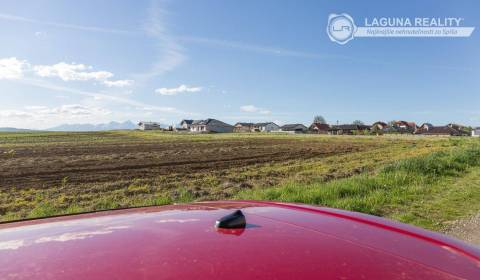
[0,131,479,233]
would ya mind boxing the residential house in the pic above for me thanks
[472,127,480,137]
[328,124,371,135]
[280,124,308,133]
[371,121,388,131]
[389,120,417,133]
[138,122,162,130]
[309,123,330,134]
[190,119,234,133]
[418,123,434,131]
[448,123,466,131]
[414,123,434,134]
[416,126,463,136]
[253,122,280,132]
[394,120,417,130]
[179,119,194,130]
[234,122,255,132]
[447,123,470,135]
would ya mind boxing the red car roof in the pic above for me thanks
[0,201,479,279]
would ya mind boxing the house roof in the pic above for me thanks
[191,120,204,125]
[255,122,278,127]
[372,121,387,127]
[309,123,330,130]
[192,119,233,127]
[420,123,433,127]
[394,121,417,128]
[281,124,307,131]
[329,124,370,130]
[180,119,194,125]
[419,126,462,136]
[235,122,255,127]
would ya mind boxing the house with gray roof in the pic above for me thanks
[179,119,194,130]
[190,119,234,133]
[254,122,280,132]
[280,124,308,133]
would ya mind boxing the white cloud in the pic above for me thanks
[155,84,202,96]
[104,79,134,87]
[0,57,28,79]
[240,105,259,113]
[34,31,46,39]
[240,105,271,115]
[39,104,110,116]
[20,78,194,116]
[0,110,33,119]
[24,105,48,110]
[34,62,113,82]
[2,104,110,119]
[0,57,134,88]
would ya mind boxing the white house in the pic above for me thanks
[138,122,161,130]
[472,127,480,137]
[179,119,194,130]
[190,119,234,133]
[254,122,280,132]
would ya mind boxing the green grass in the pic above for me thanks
[236,143,480,231]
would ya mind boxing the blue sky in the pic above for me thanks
[0,0,478,129]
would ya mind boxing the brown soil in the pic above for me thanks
[0,138,380,189]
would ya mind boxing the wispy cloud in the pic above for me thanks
[0,104,110,125]
[19,78,194,116]
[240,105,271,115]
[155,84,202,95]
[178,36,475,72]
[104,79,134,88]
[178,36,348,60]
[0,13,132,35]
[134,1,186,82]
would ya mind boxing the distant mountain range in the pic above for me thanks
[47,121,137,131]
[0,127,34,132]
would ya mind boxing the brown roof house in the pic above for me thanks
[309,123,330,134]
[416,126,464,136]
[371,122,388,130]
[234,122,255,132]
[387,120,417,133]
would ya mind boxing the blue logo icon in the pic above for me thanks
[327,13,357,45]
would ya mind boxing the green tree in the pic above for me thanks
[313,115,326,124]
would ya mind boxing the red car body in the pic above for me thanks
[0,200,479,279]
